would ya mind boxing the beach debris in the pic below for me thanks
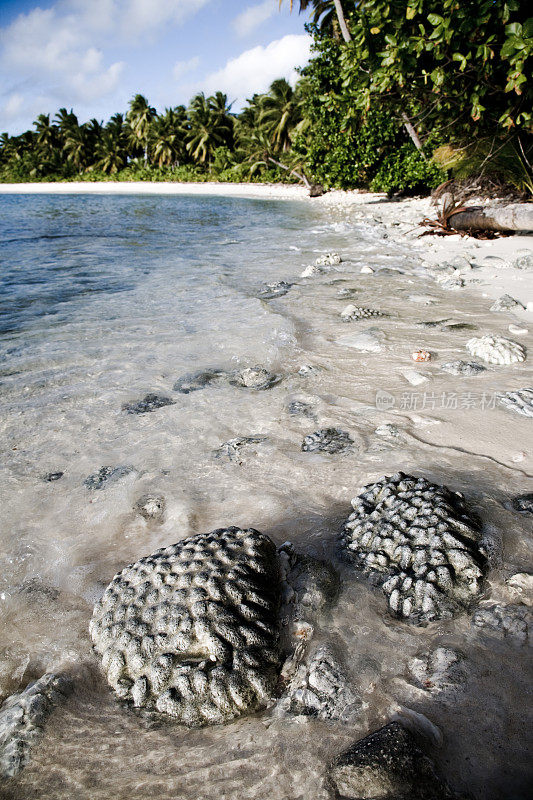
[84,465,135,490]
[498,387,533,418]
[504,493,533,515]
[407,647,466,695]
[122,393,175,414]
[508,323,529,336]
[340,304,387,322]
[0,673,73,778]
[43,471,64,482]
[403,370,429,386]
[360,266,374,274]
[282,645,361,722]
[336,330,383,352]
[472,603,531,646]
[466,335,526,365]
[258,281,292,299]
[340,472,485,624]
[301,428,354,454]
[229,366,280,390]
[287,400,314,418]
[173,369,226,394]
[90,527,281,725]
[135,494,165,522]
[327,721,460,800]
[440,361,486,376]
[411,350,431,362]
[490,294,525,312]
[315,252,342,266]
[214,436,267,463]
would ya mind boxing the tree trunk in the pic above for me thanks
[267,156,311,188]
[401,112,425,158]
[448,204,533,233]
[333,0,352,43]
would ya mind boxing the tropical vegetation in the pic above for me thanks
[1,1,531,195]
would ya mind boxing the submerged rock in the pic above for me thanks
[285,645,361,722]
[327,721,461,800]
[135,494,165,522]
[122,394,175,414]
[498,387,533,418]
[336,330,383,352]
[315,252,342,266]
[0,673,73,778]
[472,603,531,645]
[341,472,485,624]
[214,436,266,463]
[337,287,359,299]
[229,366,280,390]
[43,471,64,482]
[84,465,135,490]
[440,361,486,376]
[504,493,533,515]
[258,281,292,299]
[407,647,466,694]
[417,319,476,331]
[173,369,226,394]
[302,428,354,454]
[90,527,281,726]
[490,294,525,312]
[287,400,315,418]
[466,335,526,365]
[341,305,387,322]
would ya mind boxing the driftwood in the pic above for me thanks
[448,204,533,232]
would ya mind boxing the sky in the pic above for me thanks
[0,0,313,134]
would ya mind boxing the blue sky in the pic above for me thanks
[0,0,312,134]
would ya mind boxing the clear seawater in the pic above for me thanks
[0,193,531,799]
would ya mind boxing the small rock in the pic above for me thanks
[472,603,531,645]
[285,646,360,722]
[0,673,73,778]
[498,387,533,418]
[336,330,383,352]
[173,369,226,393]
[407,647,466,694]
[301,428,354,454]
[229,366,280,390]
[509,324,529,335]
[466,335,526,365]
[316,252,342,266]
[341,305,386,322]
[300,264,322,278]
[135,494,165,522]
[440,361,486,376]
[287,400,314,418]
[309,184,325,198]
[337,287,358,298]
[402,370,429,386]
[437,274,465,290]
[506,573,533,606]
[84,465,135,490]
[360,266,374,274]
[122,394,175,414]
[490,294,525,312]
[375,423,400,438]
[297,364,320,377]
[258,281,292,299]
[408,294,438,305]
[43,472,64,482]
[327,721,460,800]
[214,436,266,463]
[504,493,533,515]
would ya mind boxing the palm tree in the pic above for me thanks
[151,106,188,168]
[95,130,127,174]
[280,0,351,42]
[186,93,233,166]
[259,78,303,152]
[126,94,156,163]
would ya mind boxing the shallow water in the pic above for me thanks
[0,193,531,799]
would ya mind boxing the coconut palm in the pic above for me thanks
[126,94,156,163]
[259,78,304,152]
[186,93,233,165]
[95,130,127,174]
[280,0,351,42]
[151,106,188,168]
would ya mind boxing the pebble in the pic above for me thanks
[402,369,429,386]
[490,294,525,312]
[229,366,280,390]
[122,394,175,414]
[84,465,135,490]
[336,330,383,352]
[173,369,226,393]
[43,472,64,482]
[135,494,165,521]
[440,361,486,376]
[472,603,531,645]
[360,266,374,274]
[301,428,354,454]
[509,324,529,335]
[504,493,533,515]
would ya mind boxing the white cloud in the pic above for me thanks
[173,55,200,81]
[200,34,311,101]
[232,1,276,38]
[121,0,211,41]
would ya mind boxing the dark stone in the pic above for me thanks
[258,281,293,299]
[309,184,326,198]
[173,369,226,394]
[327,721,462,800]
[287,400,314,417]
[122,393,175,414]
[440,361,486,377]
[301,428,354,454]
[505,493,533,515]
[43,472,63,482]
[84,465,135,490]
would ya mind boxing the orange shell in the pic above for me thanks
[411,350,431,362]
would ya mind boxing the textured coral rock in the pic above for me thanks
[340,304,387,322]
[341,472,485,624]
[490,294,525,312]
[315,252,342,266]
[229,366,279,390]
[135,494,165,522]
[440,360,486,376]
[214,436,266,463]
[122,393,175,414]
[84,465,135,490]
[327,721,462,800]
[465,335,526,365]
[258,281,292,299]
[407,647,466,694]
[285,645,361,722]
[498,387,533,418]
[173,369,226,394]
[287,400,314,418]
[472,603,531,645]
[0,673,72,778]
[302,428,354,454]
[90,527,281,725]
[505,494,533,515]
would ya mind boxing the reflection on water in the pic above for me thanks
[0,194,531,799]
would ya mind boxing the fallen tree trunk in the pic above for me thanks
[448,204,533,232]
